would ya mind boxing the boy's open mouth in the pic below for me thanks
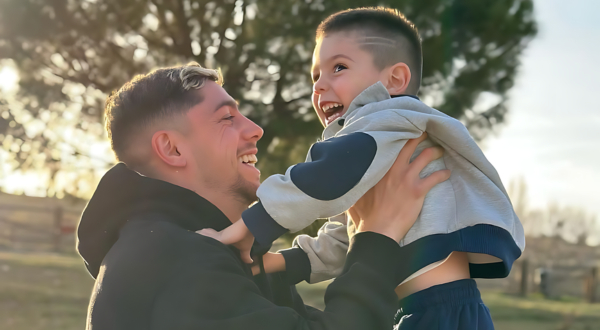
[322,103,345,125]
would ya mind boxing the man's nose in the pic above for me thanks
[241,115,264,142]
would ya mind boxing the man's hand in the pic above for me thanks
[348,132,451,243]
[250,252,286,275]
[197,220,255,264]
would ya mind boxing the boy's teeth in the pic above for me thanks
[323,103,342,112]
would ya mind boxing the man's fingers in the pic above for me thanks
[420,169,451,193]
[398,132,428,163]
[409,147,444,177]
[347,208,360,227]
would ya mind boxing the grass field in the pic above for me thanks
[1,251,599,330]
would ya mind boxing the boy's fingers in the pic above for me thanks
[196,228,238,245]
[398,132,428,163]
[409,147,444,176]
[219,220,250,245]
[251,264,260,276]
[240,248,254,264]
[196,228,221,240]
[420,169,451,193]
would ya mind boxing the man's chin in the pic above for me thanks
[230,177,259,206]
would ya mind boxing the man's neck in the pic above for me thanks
[198,191,247,224]
[173,179,247,224]
[147,165,248,224]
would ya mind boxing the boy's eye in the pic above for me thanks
[334,64,347,73]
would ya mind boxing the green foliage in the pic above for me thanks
[0,0,536,202]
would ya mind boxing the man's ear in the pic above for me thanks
[151,131,187,168]
[384,63,412,95]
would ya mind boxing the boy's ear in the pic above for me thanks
[151,131,187,168]
[384,63,412,95]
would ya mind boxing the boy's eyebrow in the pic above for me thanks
[327,54,355,63]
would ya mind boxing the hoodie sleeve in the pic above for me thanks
[150,230,405,330]
[290,219,350,284]
[243,110,425,246]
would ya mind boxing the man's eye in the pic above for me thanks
[223,115,234,121]
[334,64,347,73]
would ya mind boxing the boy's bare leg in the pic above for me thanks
[395,251,470,300]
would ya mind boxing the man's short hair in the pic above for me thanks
[105,62,222,167]
[316,7,422,94]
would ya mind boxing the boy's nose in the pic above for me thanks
[313,78,328,94]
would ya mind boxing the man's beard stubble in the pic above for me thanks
[228,173,259,206]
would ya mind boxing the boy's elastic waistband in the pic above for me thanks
[397,279,482,314]
[395,224,522,283]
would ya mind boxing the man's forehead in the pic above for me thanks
[187,81,236,116]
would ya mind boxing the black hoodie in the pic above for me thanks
[77,163,405,330]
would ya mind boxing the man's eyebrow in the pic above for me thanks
[213,99,238,113]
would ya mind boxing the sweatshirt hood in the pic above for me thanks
[77,163,232,278]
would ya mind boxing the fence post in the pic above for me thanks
[586,266,598,303]
[53,207,63,253]
[540,268,551,298]
[520,259,529,297]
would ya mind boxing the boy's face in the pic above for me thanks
[311,32,388,127]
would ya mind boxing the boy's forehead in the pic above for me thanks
[313,31,397,65]
[312,33,359,66]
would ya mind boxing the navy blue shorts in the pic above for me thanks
[394,279,494,330]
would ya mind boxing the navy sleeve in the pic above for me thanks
[290,132,377,201]
[243,132,377,246]
[243,201,288,246]
[280,247,312,285]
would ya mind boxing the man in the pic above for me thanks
[76,62,449,329]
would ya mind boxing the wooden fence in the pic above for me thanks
[496,258,600,303]
[0,203,82,253]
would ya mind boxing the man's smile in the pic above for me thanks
[238,154,258,167]
[237,150,260,176]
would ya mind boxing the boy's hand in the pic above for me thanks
[197,220,255,264]
[251,252,286,275]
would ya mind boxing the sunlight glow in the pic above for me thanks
[0,65,18,92]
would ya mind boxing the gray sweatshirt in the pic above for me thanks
[243,82,525,284]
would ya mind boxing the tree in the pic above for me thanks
[0,0,537,200]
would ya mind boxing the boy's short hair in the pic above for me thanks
[105,62,222,167]
[317,7,422,94]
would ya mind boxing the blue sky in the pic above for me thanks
[483,0,600,218]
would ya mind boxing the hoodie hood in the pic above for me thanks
[77,163,232,278]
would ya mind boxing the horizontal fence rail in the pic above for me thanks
[0,203,83,253]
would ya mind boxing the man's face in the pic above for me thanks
[179,82,263,204]
[311,32,387,127]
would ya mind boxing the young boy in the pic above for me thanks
[201,7,524,329]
